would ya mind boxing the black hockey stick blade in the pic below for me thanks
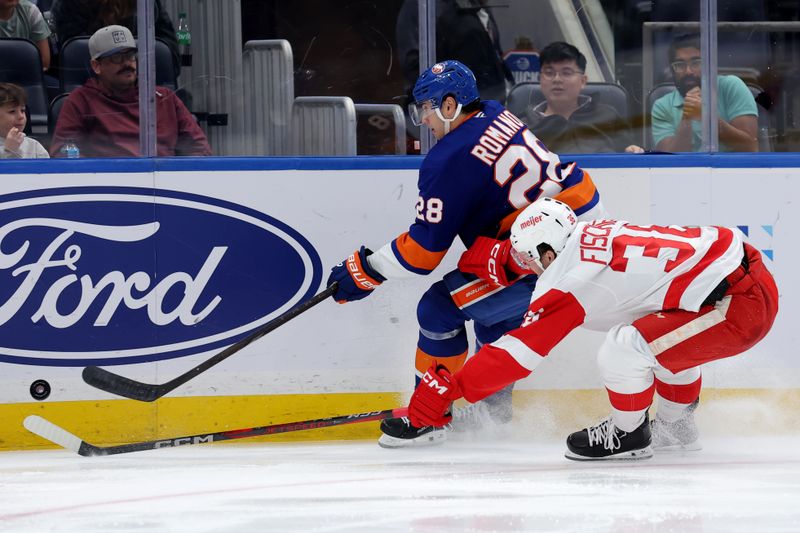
[82,283,338,402]
[24,407,406,456]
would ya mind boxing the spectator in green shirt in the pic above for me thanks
[651,33,758,152]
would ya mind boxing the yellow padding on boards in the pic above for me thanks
[2,389,799,451]
[0,392,402,451]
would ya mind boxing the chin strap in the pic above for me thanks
[435,103,463,135]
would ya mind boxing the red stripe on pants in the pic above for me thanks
[655,376,702,403]
[607,382,656,411]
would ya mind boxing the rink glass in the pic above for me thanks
[38,1,800,157]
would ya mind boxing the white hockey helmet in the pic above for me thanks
[510,197,578,272]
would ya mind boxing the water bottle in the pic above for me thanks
[61,139,80,159]
[177,12,192,67]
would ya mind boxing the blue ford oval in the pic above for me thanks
[0,187,322,366]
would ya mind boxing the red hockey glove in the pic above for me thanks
[458,236,532,286]
[408,364,463,428]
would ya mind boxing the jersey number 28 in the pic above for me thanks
[493,130,563,209]
[416,196,443,223]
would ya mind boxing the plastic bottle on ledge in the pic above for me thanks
[61,139,80,159]
[177,12,192,67]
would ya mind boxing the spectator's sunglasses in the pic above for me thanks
[102,50,138,65]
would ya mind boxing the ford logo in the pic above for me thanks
[0,187,322,366]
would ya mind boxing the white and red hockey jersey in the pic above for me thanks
[457,220,745,402]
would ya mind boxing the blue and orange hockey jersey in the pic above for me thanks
[369,100,604,279]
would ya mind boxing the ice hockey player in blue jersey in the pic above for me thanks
[328,60,608,447]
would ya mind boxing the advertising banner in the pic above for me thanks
[0,162,794,412]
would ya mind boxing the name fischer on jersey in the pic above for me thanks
[470,110,526,165]
[580,219,615,265]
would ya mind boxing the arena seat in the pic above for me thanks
[506,81,631,124]
[290,96,356,156]
[0,38,49,136]
[355,103,406,155]
[48,92,69,135]
[242,40,294,156]
[241,39,403,156]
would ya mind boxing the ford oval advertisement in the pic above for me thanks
[0,187,322,366]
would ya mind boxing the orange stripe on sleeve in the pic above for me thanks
[395,232,447,272]
[415,348,468,375]
[554,171,598,212]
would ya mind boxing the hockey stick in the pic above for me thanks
[23,407,407,457]
[82,283,338,402]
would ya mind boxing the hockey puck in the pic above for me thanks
[30,379,51,401]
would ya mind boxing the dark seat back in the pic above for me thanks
[48,92,70,135]
[355,103,407,155]
[506,81,631,122]
[59,36,92,93]
[0,38,49,135]
[59,36,177,93]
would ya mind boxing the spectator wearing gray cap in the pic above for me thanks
[50,25,210,157]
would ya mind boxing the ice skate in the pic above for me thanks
[451,399,512,433]
[451,401,493,433]
[565,413,653,461]
[652,399,702,451]
[377,416,448,448]
[451,383,513,433]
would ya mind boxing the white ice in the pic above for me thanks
[2,430,799,532]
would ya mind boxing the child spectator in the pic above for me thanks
[0,82,49,158]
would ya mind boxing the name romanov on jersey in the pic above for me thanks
[470,110,526,165]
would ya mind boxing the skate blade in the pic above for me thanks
[377,429,448,449]
[564,445,654,461]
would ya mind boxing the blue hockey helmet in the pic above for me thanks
[409,60,479,126]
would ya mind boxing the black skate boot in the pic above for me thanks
[565,413,653,461]
[652,399,701,451]
[377,416,448,448]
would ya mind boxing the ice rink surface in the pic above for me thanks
[2,429,799,533]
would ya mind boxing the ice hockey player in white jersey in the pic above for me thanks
[407,197,779,460]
